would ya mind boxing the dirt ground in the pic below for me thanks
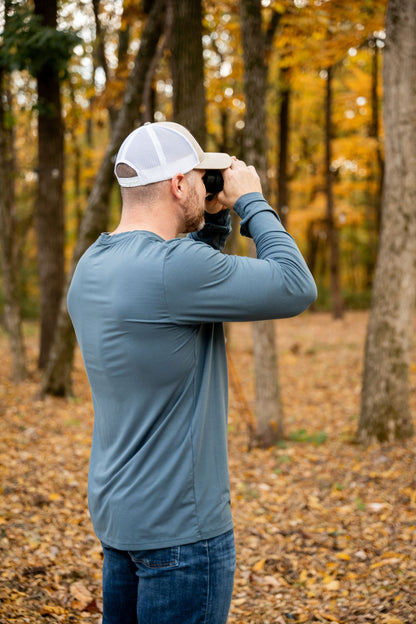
[0,311,415,623]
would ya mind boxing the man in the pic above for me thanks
[67,121,317,624]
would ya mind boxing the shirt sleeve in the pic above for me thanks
[164,192,317,324]
[187,209,232,251]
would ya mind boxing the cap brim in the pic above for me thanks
[194,152,232,171]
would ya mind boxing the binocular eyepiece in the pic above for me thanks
[202,170,224,201]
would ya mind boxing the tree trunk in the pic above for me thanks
[170,0,206,146]
[142,0,173,123]
[41,0,167,396]
[33,0,65,369]
[357,0,416,444]
[241,0,283,447]
[364,40,385,288]
[277,69,290,229]
[370,40,384,234]
[0,59,27,382]
[325,65,343,319]
[92,0,110,82]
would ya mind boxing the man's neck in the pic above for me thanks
[110,202,183,240]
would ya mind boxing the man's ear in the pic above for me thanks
[170,173,186,199]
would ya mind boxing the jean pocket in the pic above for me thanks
[129,545,180,569]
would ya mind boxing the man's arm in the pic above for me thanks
[187,209,232,251]
[164,159,316,324]
[164,198,316,324]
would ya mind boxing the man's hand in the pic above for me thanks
[204,194,226,214]
[218,158,263,209]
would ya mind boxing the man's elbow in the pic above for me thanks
[305,280,318,307]
[285,279,317,316]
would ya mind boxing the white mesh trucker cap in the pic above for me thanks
[114,121,232,188]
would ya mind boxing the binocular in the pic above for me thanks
[203,170,224,200]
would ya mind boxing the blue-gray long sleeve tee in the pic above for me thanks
[67,192,317,550]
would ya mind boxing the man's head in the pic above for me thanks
[114,121,231,189]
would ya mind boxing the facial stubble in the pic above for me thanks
[182,184,205,234]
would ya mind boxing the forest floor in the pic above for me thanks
[0,311,416,624]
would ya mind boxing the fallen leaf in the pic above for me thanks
[263,575,281,588]
[70,580,95,611]
[335,552,350,561]
[41,604,67,616]
[313,611,343,623]
[252,558,267,572]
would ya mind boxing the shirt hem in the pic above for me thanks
[96,520,234,552]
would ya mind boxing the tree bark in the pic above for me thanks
[92,0,110,82]
[241,0,283,447]
[357,0,416,444]
[370,40,384,234]
[277,68,290,229]
[325,65,343,319]
[142,0,173,123]
[364,40,385,289]
[41,0,167,396]
[170,0,207,146]
[33,0,65,369]
[0,55,27,382]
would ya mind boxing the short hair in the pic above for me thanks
[116,163,166,204]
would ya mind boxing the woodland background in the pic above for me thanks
[1,0,387,323]
[1,0,416,622]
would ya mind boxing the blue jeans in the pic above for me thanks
[101,529,236,624]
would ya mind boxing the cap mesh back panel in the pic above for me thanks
[115,125,200,185]
[120,129,161,173]
[159,128,192,165]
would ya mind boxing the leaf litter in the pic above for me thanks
[0,311,416,623]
